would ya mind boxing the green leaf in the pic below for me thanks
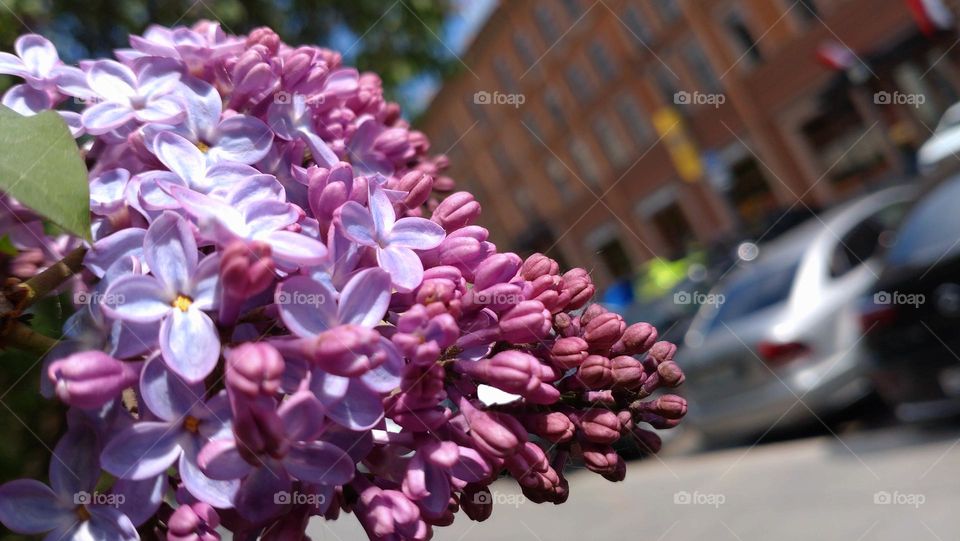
[0,105,90,240]
[0,234,16,256]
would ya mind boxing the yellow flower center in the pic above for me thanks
[173,295,193,312]
[76,505,91,521]
[183,416,201,433]
[196,141,210,153]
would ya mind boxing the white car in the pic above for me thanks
[678,185,917,444]
[918,102,960,175]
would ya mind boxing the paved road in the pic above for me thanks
[309,425,960,541]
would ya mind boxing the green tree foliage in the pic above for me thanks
[0,0,452,94]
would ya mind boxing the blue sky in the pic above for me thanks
[398,0,497,116]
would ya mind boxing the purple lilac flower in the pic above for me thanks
[0,34,62,91]
[102,212,221,382]
[339,181,445,290]
[80,58,185,134]
[2,83,84,136]
[100,357,238,508]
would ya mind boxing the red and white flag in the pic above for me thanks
[906,0,954,35]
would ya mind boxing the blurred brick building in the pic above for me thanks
[417,0,960,288]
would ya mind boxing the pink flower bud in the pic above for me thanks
[561,269,595,310]
[459,398,527,458]
[526,274,564,313]
[573,409,622,445]
[457,351,540,396]
[47,351,140,409]
[246,26,280,53]
[630,427,663,453]
[499,300,551,344]
[610,322,658,356]
[464,282,523,313]
[220,240,275,297]
[518,411,575,443]
[550,337,589,369]
[576,355,614,389]
[304,325,385,377]
[225,343,285,398]
[580,442,619,475]
[395,170,434,210]
[647,341,677,366]
[579,303,607,327]
[582,312,626,353]
[520,253,559,280]
[553,312,580,337]
[610,355,644,390]
[473,253,522,290]
[459,484,492,522]
[167,501,220,541]
[431,192,481,232]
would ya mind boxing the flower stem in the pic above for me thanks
[6,246,87,311]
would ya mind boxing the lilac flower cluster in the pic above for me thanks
[0,23,686,540]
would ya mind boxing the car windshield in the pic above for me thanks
[885,178,960,268]
[697,258,800,334]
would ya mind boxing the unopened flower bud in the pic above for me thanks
[225,343,285,398]
[167,501,220,541]
[473,253,522,290]
[520,253,559,280]
[583,312,626,353]
[431,192,481,232]
[610,355,644,390]
[304,325,384,377]
[499,300,551,344]
[459,398,527,458]
[460,484,492,522]
[518,411,575,443]
[576,355,614,389]
[48,351,140,409]
[395,170,434,210]
[610,323,658,356]
[574,409,622,445]
[550,337,588,369]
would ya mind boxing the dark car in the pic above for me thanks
[862,174,960,421]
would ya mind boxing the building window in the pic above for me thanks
[545,89,566,126]
[523,112,544,140]
[795,0,818,22]
[593,115,631,168]
[622,4,654,47]
[652,0,683,25]
[725,11,763,66]
[534,5,560,44]
[589,39,618,82]
[494,57,517,93]
[682,40,721,93]
[615,93,653,144]
[652,61,681,107]
[565,63,596,102]
[513,33,538,70]
[491,144,515,180]
[569,137,602,186]
[547,157,576,202]
[560,0,582,19]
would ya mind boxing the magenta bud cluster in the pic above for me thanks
[0,22,686,541]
